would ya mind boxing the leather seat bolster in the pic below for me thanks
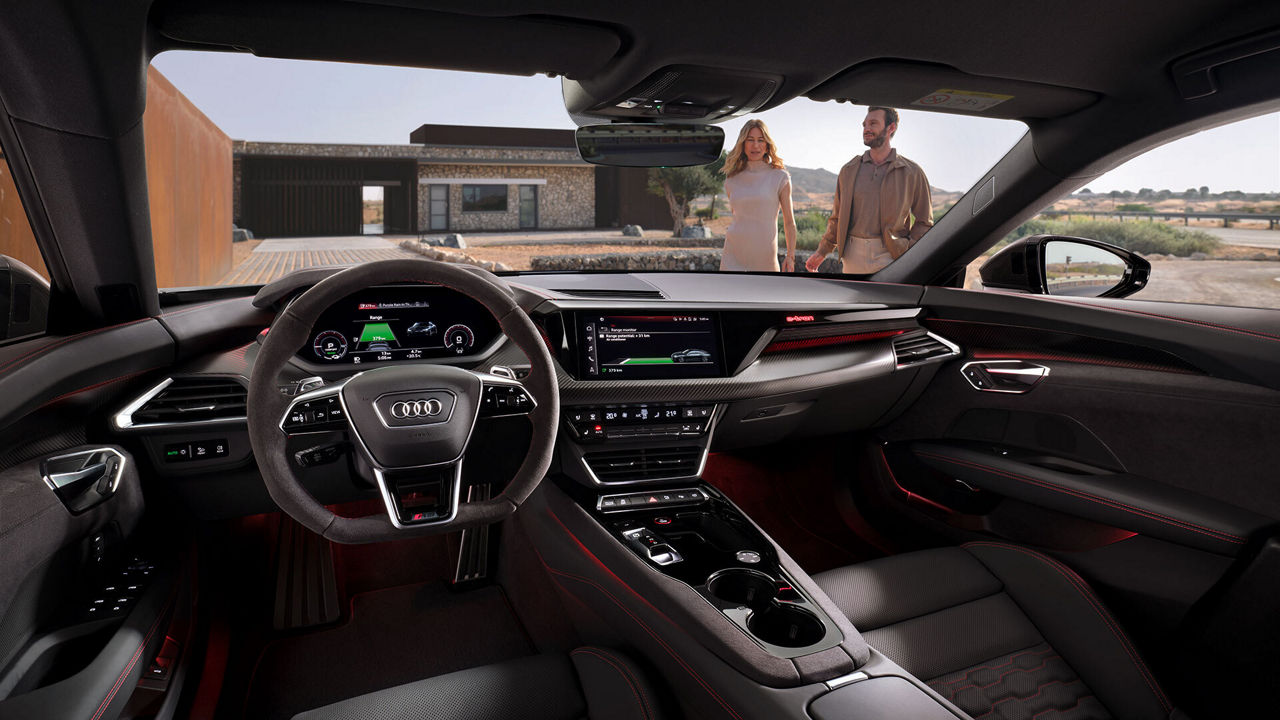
[963,542,1173,720]
[570,646,660,720]
[814,547,1001,630]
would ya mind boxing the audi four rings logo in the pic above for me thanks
[389,399,443,419]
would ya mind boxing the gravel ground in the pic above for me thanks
[1135,260,1280,308]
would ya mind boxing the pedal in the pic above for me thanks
[453,483,494,588]
[272,516,340,630]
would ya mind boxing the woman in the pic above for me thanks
[720,119,798,272]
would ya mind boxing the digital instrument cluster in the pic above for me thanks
[301,286,499,364]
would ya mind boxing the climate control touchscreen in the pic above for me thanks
[580,314,722,379]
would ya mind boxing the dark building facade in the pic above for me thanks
[234,125,671,237]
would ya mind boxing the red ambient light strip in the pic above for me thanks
[763,329,906,354]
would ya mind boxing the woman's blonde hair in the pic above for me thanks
[724,119,785,178]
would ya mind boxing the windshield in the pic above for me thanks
[146,52,1025,288]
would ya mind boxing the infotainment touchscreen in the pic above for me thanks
[579,314,722,379]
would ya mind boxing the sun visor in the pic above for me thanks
[152,0,621,80]
[808,61,1098,120]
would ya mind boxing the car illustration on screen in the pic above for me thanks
[407,321,438,337]
[671,348,711,363]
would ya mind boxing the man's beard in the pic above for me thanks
[863,130,887,148]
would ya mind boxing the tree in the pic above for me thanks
[1199,185,1210,198]
[648,165,718,235]
[703,153,727,220]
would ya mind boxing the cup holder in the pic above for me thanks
[747,604,826,648]
[706,568,777,609]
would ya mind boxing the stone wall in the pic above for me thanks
[529,249,844,273]
[417,163,593,231]
[234,140,594,232]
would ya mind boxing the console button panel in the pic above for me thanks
[597,487,709,512]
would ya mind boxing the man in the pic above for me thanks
[805,107,933,273]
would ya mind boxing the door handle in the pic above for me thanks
[41,448,127,514]
[960,360,1050,393]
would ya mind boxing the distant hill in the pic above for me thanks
[786,166,838,195]
[787,165,953,197]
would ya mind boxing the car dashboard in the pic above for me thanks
[103,270,961,519]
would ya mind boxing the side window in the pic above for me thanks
[0,145,51,342]
[974,112,1280,309]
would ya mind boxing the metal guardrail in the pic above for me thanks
[1039,210,1280,229]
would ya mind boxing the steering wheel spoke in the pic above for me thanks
[373,461,464,528]
[474,372,537,418]
[279,380,353,435]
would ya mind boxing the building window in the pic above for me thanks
[462,185,507,212]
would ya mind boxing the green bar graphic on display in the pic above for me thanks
[359,322,397,343]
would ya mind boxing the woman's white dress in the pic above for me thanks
[721,161,791,271]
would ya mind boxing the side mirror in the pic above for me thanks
[0,255,50,342]
[575,123,724,167]
[979,235,1151,299]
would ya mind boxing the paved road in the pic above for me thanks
[1137,260,1280,308]
[1199,227,1280,249]
[217,236,417,285]
[423,229,655,246]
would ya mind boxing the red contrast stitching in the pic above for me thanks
[0,318,150,375]
[940,654,1057,697]
[40,368,159,407]
[91,592,175,720]
[931,646,1055,688]
[964,542,1173,712]
[1032,296,1280,343]
[571,648,653,720]
[917,452,1244,544]
[544,567,742,720]
[970,679,1084,719]
[532,518,744,720]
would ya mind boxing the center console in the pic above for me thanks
[521,306,969,718]
[594,485,844,659]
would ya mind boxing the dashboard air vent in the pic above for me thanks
[584,446,702,483]
[893,332,960,368]
[118,377,247,428]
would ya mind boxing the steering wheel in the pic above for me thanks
[246,259,559,544]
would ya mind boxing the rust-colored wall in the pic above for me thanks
[145,67,233,288]
[0,150,48,279]
[1,69,232,289]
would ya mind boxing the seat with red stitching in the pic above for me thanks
[814,542,1176,720]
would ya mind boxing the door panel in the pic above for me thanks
[909,440,1269,555]
[872,286,1280,713]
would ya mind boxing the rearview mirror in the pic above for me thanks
[979,235,1151,299]
[575,123,724,167]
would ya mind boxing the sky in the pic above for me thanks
[153,52,1280,195]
